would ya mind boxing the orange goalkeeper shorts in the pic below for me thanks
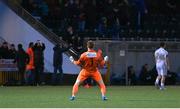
[76,69,103,82]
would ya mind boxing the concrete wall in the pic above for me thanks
[94,41,180,77]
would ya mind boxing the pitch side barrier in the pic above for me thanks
[0,59,19,85]
[88,39,180,85]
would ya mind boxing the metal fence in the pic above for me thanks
[0,59,19,85]
[0,71,20,85]
[92,40,180,85]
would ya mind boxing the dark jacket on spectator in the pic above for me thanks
[9,48,17,59]
[15,46,29,68]
[53,44,70,67]
[0,46,9,59]
[33,42,45,67]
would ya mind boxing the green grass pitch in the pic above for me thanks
[0,86,180,108]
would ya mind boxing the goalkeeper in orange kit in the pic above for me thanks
[69,40,109,101]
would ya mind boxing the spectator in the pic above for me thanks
[69,35,77,50]
[52,44,70,85]
[166,71,177,85]
[118,0,130,26]
[33,40,45,86]
[8,44,17,59]
[65,26,76,45]
[14,44,29,85]
[129,0,148,29]
[148,66,158,83]
[97,17,108,37]
[25,42,34,85]
[60,0,70,31]
[139,64,152,85]
[68,0,79,29]
[127,65,137,85]
[76,37,83,53]
[166,0,178,21]
[104,0,119,39]
[21,0,34,13]
[84,0,97,31]
[0,42,9,59]
[31,2,41,18]
[111,73,124,85]
[39,1,49,16]
[78,3,86,32]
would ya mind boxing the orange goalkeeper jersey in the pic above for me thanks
[74,49,105,73]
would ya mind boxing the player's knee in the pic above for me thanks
[75,80,81,85]
[97,80,104,85]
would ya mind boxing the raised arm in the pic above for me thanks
[69,54,84,66]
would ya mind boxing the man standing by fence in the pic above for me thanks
[15,44,29,85]
[33,40,45,86]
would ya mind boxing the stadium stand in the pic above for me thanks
[1,0,180,85]
[15,0,180,54]
[19,0,179,38]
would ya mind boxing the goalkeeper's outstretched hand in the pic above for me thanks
[104,56,109,62]
[69,56,74,63]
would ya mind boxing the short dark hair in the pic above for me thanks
[18,44,22,49]
[29,42,34,47]
[10,44,15,47]
[87,40,94,49]
[160,42,165,47]
[3,42,7,45]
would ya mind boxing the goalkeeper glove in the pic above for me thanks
[104,56,109,62]
[69,56,74,63]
